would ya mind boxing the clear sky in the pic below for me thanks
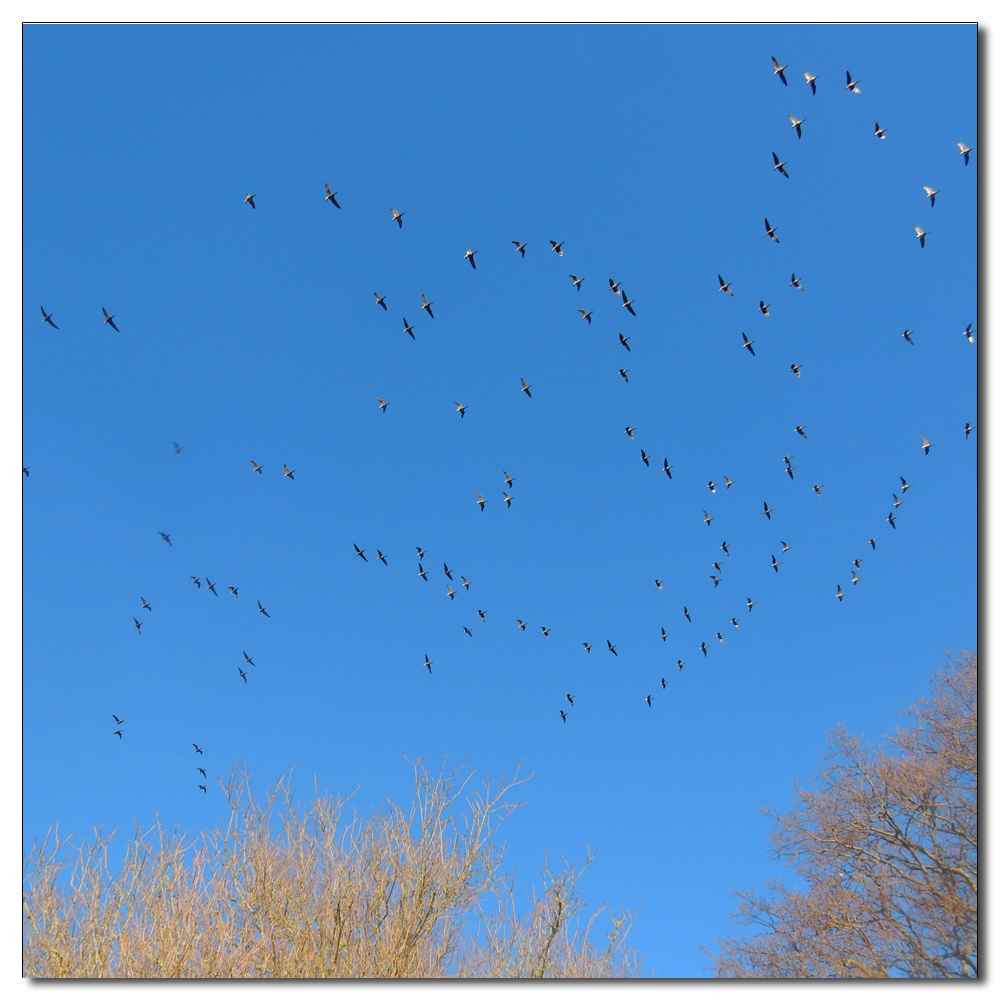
[22,23,976,978]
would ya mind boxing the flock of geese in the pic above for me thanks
[29,55,975,777]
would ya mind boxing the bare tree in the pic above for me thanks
[709,651,977,978]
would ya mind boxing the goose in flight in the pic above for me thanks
[257,601,270,617]
[655,580,663,591]
[462,576,471,590]
[520,378,532,397]
[661,677,668,688]
[763,501,772,519]
[607,640,618,656]
[158,532,172,546]
[374,292,387,310]
[764,218,780,243]
[582,642,592,652]
[421,294,434,318]
[206,579,218,595]
[478,609,486,620]
[512,240,527,256]
[677,659,685,671]
[354,544,368,562]
[645,695,654,707]
[812,484,824,497]
[463,626,473,636]
[965,422,975,438]
[771,554,780,572]
[517,619,527,630]
[102,307,120,332]
[172,442,183,455]
[852,571,860,585]
[853,558,863,569]
[444,563,453,580]
[836,584,844,601]
[238,667,248,684]
[683,607,692,622]
[550,240,564,256]
[243,651,255,665]
[191,576,201,588]
[790,273,804,290]
[790,363,801,376]
[724,477,734,489]
[140,597,152,610]
[892,494,903,508]
[377,398,388,413]
[503,471,515,487]
[455,401,467,418]
[40,306,59,329]
[417,564,427,580]
[716,632,724,643]
[962,324,975,344]
[874,122,888,139]
[197,767,206,777]
[541,626,550,638]
[781,541,791,553]
[377,550,388,565]
[391,208,405,228]
[771,56,788,85]
[625,426,635,439]
[902,329,914,344]
[869,538,878,549]
[244,193,256,208]
[785,463,795,480]
[746,597,755,611]
[794,426,808,438]
[569,274,584,291]
[619,369,630,382]
[758,300,771,317]
[718,275,733,295]
[400,317,414,340]
[618,333,631,351]
[503,492,512,507]
[283,465,295,479]
[957,142,975,165]
[662,457,673,478]
[730,618,739,629]
[788,115,805,138]
[112,714,125,725]
[845,71,861,94]
[621,291,636,316]
[900,477,911,492]
[914,226,929,248]
[560,710,568,723]
[416,546,425,560]
[661,627,669,640]
[251,460,262,473]
[920,435,934,455]
[710,575,721,587]
[707,481,717,493]
[464,250,478,269]
[886,512,897,529]
[578,309,593,324]
[476,493,488,511]
[324,184,341,208]
[700,642,708,657]
[703,511,713,526]
[193,744,204,754]
[721,541,730,555]
[923,186,939,207]
[446,584,456,600]
[640,450,650,467]
[424,654,432,674]
[772,152,789,178]
[742,332,756,355]
[803,71,818,94]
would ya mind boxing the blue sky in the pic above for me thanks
[22,23,976,978]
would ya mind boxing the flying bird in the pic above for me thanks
[243,651,255,665]
[607,640,618,656]
[251,460,262,473]
[619,369,629,382]
[662,458,673,478]
[503,492,512,507]
[965,423,975,438]
[455,401,467,418]
[707,481,716,493]
[283,465,295,479]
[724,476,735,489]
[197,767,206,777]
[377,550,388,565]
[886,512,897,529]
[550,241,564,256]
[199,784,207,793]
[900,478,911,491]
[640,450,650,467]
[517,619,527,630]
[541,627,550,638]
[803,71,818,94]
[444,563,453,580]
[417,564,427,581]
[478,610,486,621]
[853,558,863,570]
[836,585,845,601]
[721,541,730,556]
[463,627,473,637]
[244,193,256,208]
[460,577,471,592]
[578,309,593,324]
[112,715,125,727]
[476,493,488,511]
[228,586,239,598]
[512,241,527,256]
[257,601,270,617]
[102,307,119,332]
[957,142,975,165]
[771,56,788,85]
[22,466,28,476]
[710,575,721,587]
[609,278,622,294]
[902,329,914,345]
[789,273,804,290]
[758,300,771,318]
[962,324,975,344]
[661,677,668,688]
[566,694,575,706]
[377,398,388,413]
[464,249,478,269]
[646,695,654,707]
[677,659,685,671]
[140,597,151,610]
[569,274,585,291]
[746,597,755,612]
[771,555,780,572]
[625,426,635,439]
[446,585,456,600]
[730,618,740,629]
[158,532,172,546]
[845,71,861,94]
[852,571,860,585]
[655,580,663,591]
[424,654,432,674]
[560,710,568,723]
[812,484,824,497]
[520,378,532,397]
[763,502,772,519]
[794,426,808,438]
[374,292,387,311]
[870,538,878,549]
[421,294,434,318]
[781,541,791,552]
[323,184,340,207]
[172,442,183,456]
[920,436,934,455]
[391,208,405,228]
[416,546,425,560]
[716,632,724,643]
[772,152,789,178]
[703,511,713,526]
[354,544,368,562]
[206,579,218,595]
[503,471,515,487]
[892,494,903,508]
[914,226,929,248]
[788,115,805,138]
[742,332,756,356]
[683,607,692,622]
[193,744,204,754]
[785,464,795,479]
[661,627,669,640]
[718,275,733,295]
[700,642,708,657]
[621,291,636,316]
[238,667,248,684]
[40,306,59,329]
[791,364,801,376]
[402,318,414,339]
[874,122,888,139]
[618,333,631,351]
[923,186,939,207]
[764,218,780,242]
[191,576,201,588]
[582,642,592,652]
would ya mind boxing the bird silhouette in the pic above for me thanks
[391,208,405,228]
[923,186,939,207]
[206,579,218,595]
[417,564,427,581]
[569,274,585,291]
[462,576,470,590]
[781,541,791,553]
[251,460,262,473]
[133,618,142,634]
[763,502,772,519]
[579,309,593,324]
[503,471,515,487]
[795,426,808,439]
[836,585,845,601]
[443,563,453,580]
[746,597,755,611]
[609,278,622,295]
[718,275,733,295]
[446,584,456,600]
[228,586,239,598]
[621,290,636,315]
[962,324,976,344]
[283,465,295,479]
[193,744,204,754]
[463,627,473,637]
[402,318,415,339]
[730,618,740,629]
[845,71,861,93]
[520,378,532,397]
[541,626,550,638]
[788,115,804,138]
[790,273,804,290]
[354,544,367,562]
[902,329,914,344]
[742,332,756,356]
[771,56,788,85]
[662,458,673,479]
[140,597,151,610]
[40,306,59,329]
[803,71,819,94]
[703,511,713,526]
[158,532,172,546]
[517,619,527,630]
[257,601,270,617]
[238,667,248,684]
[618,333,631,351]
[478,609,486,621]
[791,363,801,376]
[374,292,387,310]
[243,651,255,665]
[758,300,771,317]
[377,398,389,413]
[377,550,388,565]
[323,184,341,207]
[812,484,824,497]
[721,541,730,556]
[112,714,124,725]
[560,710,568,723]
[764,218,780,242]
[683,607,692,622]
[661,627,669,640]
[655,580,663,591]
[957,142,975,165]
[886,512,897,529]
[772,152,789,178]
[771,555,780,572]
[900,477,911,491]
[640,450,650,467]
[102,307,120,332]
[965,423,975,438]
[700,642,708,657]
[874,122,888,139]
[914,226,929,248]
[619,369,629,382]
[464,249,478,269]
[645,695,654,707]
[677,659,685,671]
[503,492,513,507]
[476,493,488,511]
[424,654,433,674]
[582,643,592,652]
[455,401,467,418]
[511,241,527,256]
[244,193,256,208]
[920,435,934,455]
[607,640,618,656]
[550,240,564,256]
[421,294,434,318]
[870,538,878,549]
